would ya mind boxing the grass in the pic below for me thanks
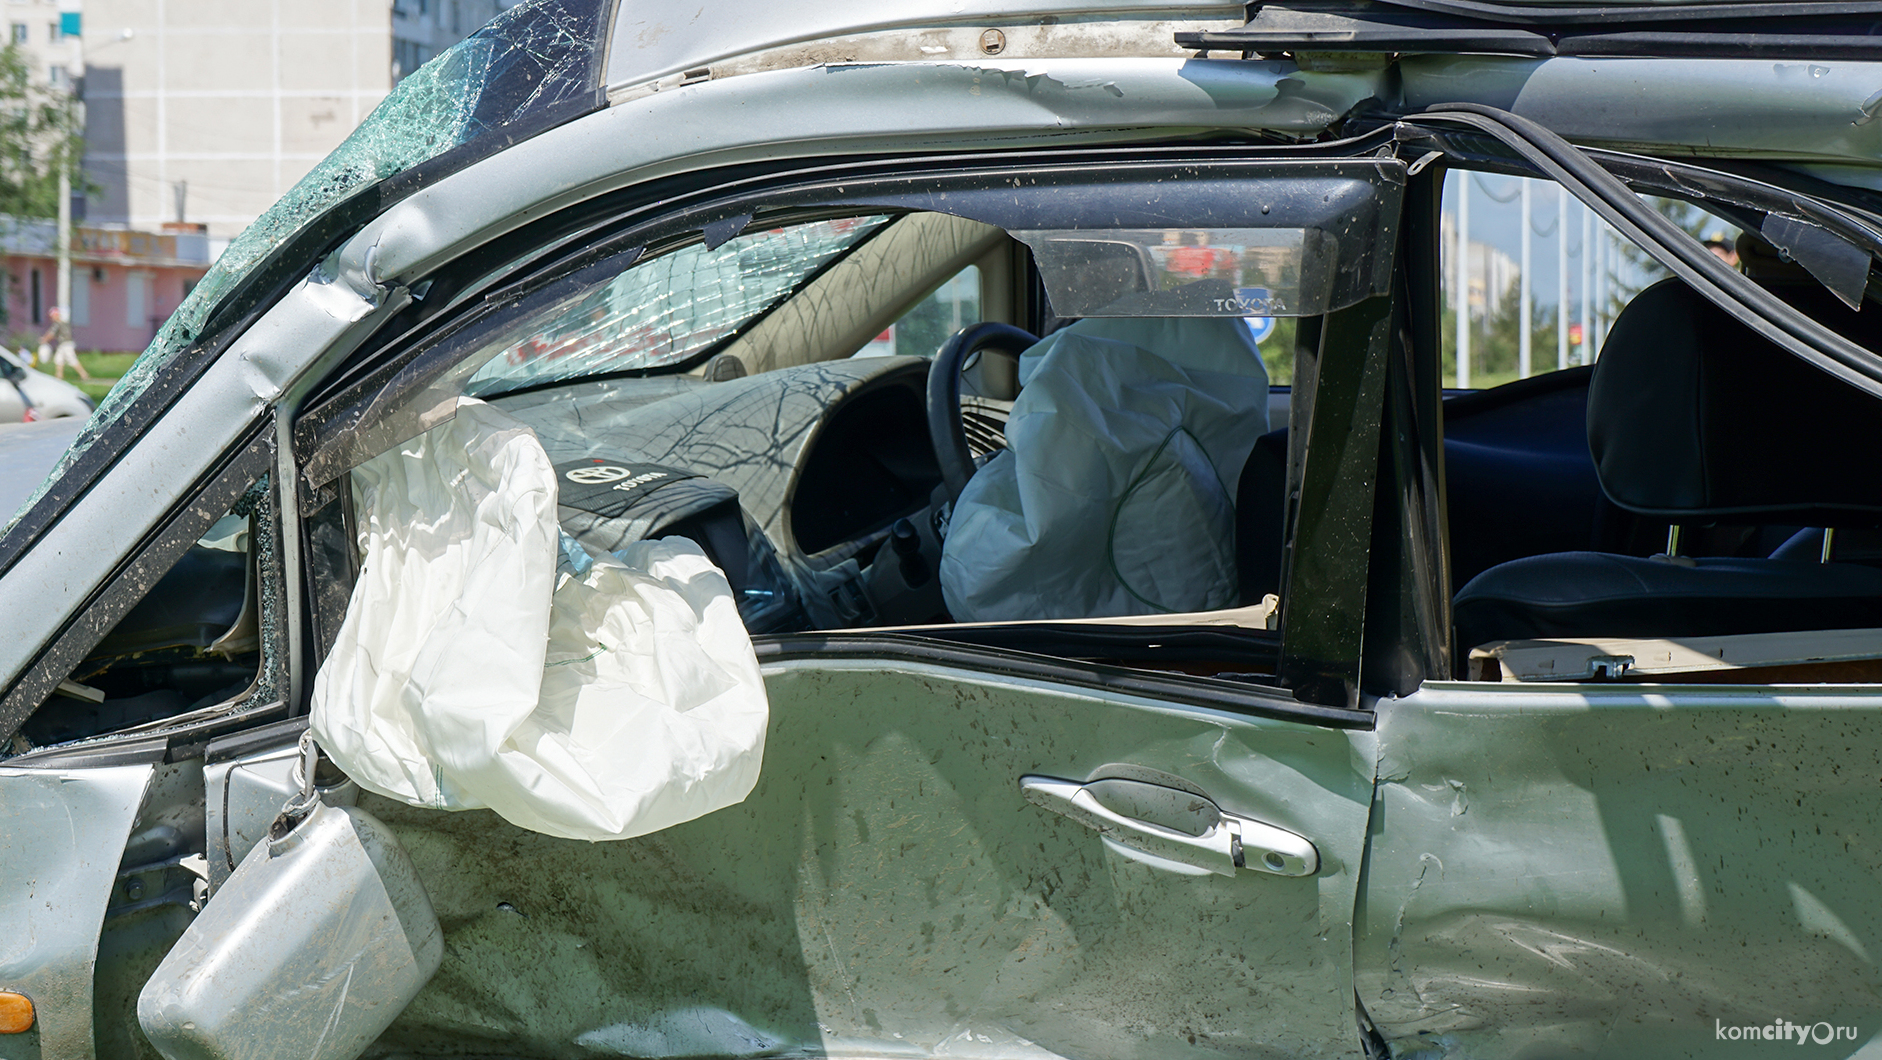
[46,351,141,402]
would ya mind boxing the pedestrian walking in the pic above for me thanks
[41,307,87,382]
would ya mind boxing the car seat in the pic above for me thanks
[1452,278,1882,656]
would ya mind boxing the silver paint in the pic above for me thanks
[0,760,154,1059]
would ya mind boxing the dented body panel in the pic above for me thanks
[1398,55,1882,169]
[603,0,1245,93]
[364,659,1377,1059]
[9,1,1882,1055]
[0,760,155,1059]
[1361,683,1882,1057]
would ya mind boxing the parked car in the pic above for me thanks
[6,0,1882,1057]
[0,346,92,423]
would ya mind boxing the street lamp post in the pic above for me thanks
[55,1,83,340]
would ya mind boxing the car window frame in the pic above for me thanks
[1404,125,1882,691]
[285,142,1422,730]
[0,426,291,758]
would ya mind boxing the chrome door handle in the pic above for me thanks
[1019,775,1318,878]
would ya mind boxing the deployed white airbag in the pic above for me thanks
[940,318,1270,622]
[310,399,768,842]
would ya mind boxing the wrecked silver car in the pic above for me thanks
[8,0,1882,1056]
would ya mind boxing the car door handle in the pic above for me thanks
[1019,775,1318,878]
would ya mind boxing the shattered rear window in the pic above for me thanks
[465,217,891,395]
[8,0,604,531]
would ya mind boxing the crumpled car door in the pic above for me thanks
[351,660,1377,1058]
[1361,683,1882,1055]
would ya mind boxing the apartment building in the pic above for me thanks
[4,0,80,93]
[79,0,509,249]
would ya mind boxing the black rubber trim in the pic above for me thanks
[752,633,1374,729]
[1275,0,1882,26]
[1181,0,1882,57]
[1354,115,1882,247]
[906,622,1281,671]
[1404,105,1882,401]
[202,713,307,765]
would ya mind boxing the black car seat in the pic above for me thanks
[1236,367,1621,606]
[1452,278,1882,656]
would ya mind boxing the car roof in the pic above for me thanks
[601,0,1242,93]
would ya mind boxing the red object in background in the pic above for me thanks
[21,407,37,422]
[1168,245,1232,277]
[1568,323,1584,346]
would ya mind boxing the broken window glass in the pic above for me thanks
[9,476,280,755]
[464,217,891,396]
[11,0,606,533]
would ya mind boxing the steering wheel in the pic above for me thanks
[926,322,1039,507]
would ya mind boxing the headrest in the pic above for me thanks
[1587,279,1882,525]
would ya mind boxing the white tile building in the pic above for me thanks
[79,0,511,247]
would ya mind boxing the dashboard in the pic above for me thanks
[491,355,943,628]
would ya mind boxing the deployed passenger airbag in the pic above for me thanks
[310,400,768,842]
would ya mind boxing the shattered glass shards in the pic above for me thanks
[465,216,890,396]
[8,0,605,533]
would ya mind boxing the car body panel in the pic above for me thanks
[0,759,155,1060]
[1398,55,1882,167]
[362,658,1377,1059]
[352,58,1391,291]
[602,0,1244,92]
[1360,683,1882,1056]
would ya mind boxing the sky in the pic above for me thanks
[1436,169,1716,312]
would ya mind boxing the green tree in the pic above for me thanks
[1607,195,1736,316]
[0,45,82,219]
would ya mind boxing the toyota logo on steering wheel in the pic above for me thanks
[566,465,632,484]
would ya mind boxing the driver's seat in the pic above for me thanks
[938,317,1270,622]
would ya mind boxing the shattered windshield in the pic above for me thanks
[7,0,604,532]
[464,217,891,395]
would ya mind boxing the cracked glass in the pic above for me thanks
[465,217,891,396]
[9,0,604,531]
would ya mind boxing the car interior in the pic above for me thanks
[17,159,1882,760]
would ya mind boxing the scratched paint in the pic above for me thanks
[1361,682,1882,1058]
[362,660,1374,1059]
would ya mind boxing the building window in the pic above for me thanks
[392,38,428,82]
[9,23,26,44]
[70,265,88,326]
[47,65,64,90]
[46,20,56,42]
[126,271,149,330]
[29,267,40,325]
[392,0,408,18]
